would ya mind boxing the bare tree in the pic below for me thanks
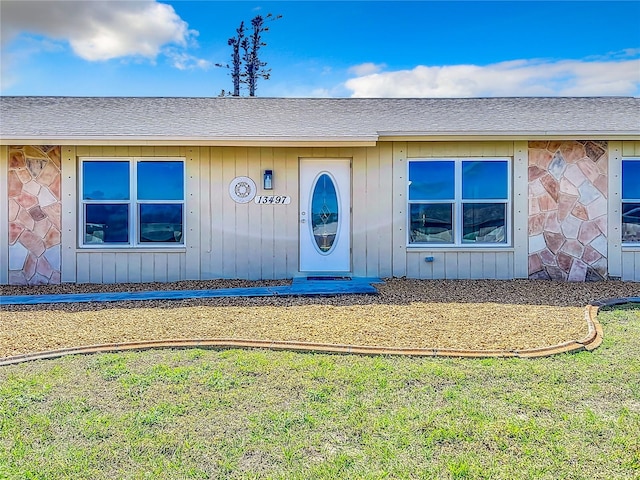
[217,13,281,96]
[216,21,245,96]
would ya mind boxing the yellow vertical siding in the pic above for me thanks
[285,149,301,275]
[61,146,77,282]
[405,250,515,280]
[234,148,250,279]
[185,147,201,279]
[206,148,224,278]
[621,251,640,281]
[58,141,528,284]
[619,141,640,281]
[392,142,408,277]
[272,148,289,277]
[377,143,394,277]
[622,140,640,156]
[259,147,275,279]
[197,146,212,278]
[608,141,623,278]
[127,252,142,283]
[513,141,529,278]
[352,148,367,275]
[221,146,238,278]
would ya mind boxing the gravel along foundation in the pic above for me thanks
[1,279,638,364]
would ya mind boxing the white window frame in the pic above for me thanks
[79,157,186,249]
[407,157,512,247]
[622,157,640,246]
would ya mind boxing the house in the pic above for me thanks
[1,96,639,285]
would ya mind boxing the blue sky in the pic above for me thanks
[1,1,639,98]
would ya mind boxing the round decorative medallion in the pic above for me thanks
[228,176,257,204]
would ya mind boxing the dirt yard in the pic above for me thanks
[1,278,638,359]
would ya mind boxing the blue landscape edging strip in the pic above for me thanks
[0,279,381,306]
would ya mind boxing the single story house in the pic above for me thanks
[1,96,639,285]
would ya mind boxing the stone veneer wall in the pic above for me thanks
[528,140,608,281]
[8,146,62,285]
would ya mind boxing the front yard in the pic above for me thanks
[0,303,638,479]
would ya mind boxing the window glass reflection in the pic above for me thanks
[622,160,640,199]
[138,161,184,200]
[462,161,508,200]
[83,161,129,200]
[85,204,129,243]
[409,161,455,200]
[462,203,506,243]
[622,203,640,243]
[139,204,184,243]
[409,204,453,243]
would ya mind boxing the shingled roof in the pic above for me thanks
[1,96,638,145]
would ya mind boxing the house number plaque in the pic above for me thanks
[254,195,291,205]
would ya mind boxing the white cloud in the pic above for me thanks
[166,50,212,71]
[345,56,640,98]
[1,0,208,65]
[309,88,333,98]
[348,62,385,76]
[585,48,640,61]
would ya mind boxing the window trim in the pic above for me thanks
[79,157,186,249]
[621,157,640,247]
[406,157,512,248]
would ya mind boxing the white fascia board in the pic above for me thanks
[378,131,640,141]
[0,135,379,147]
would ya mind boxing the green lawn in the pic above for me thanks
[1,304,639,480]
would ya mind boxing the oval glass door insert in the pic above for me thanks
[310,173,339,254]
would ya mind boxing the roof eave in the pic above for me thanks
[0,136,380,147]
[2,132,639,146]
[378,131,640,141]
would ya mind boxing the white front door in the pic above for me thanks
[299,158,351,272]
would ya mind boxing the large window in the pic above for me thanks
[80,158,185,247]
[622,158,640,244]
[408,158,510,246]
